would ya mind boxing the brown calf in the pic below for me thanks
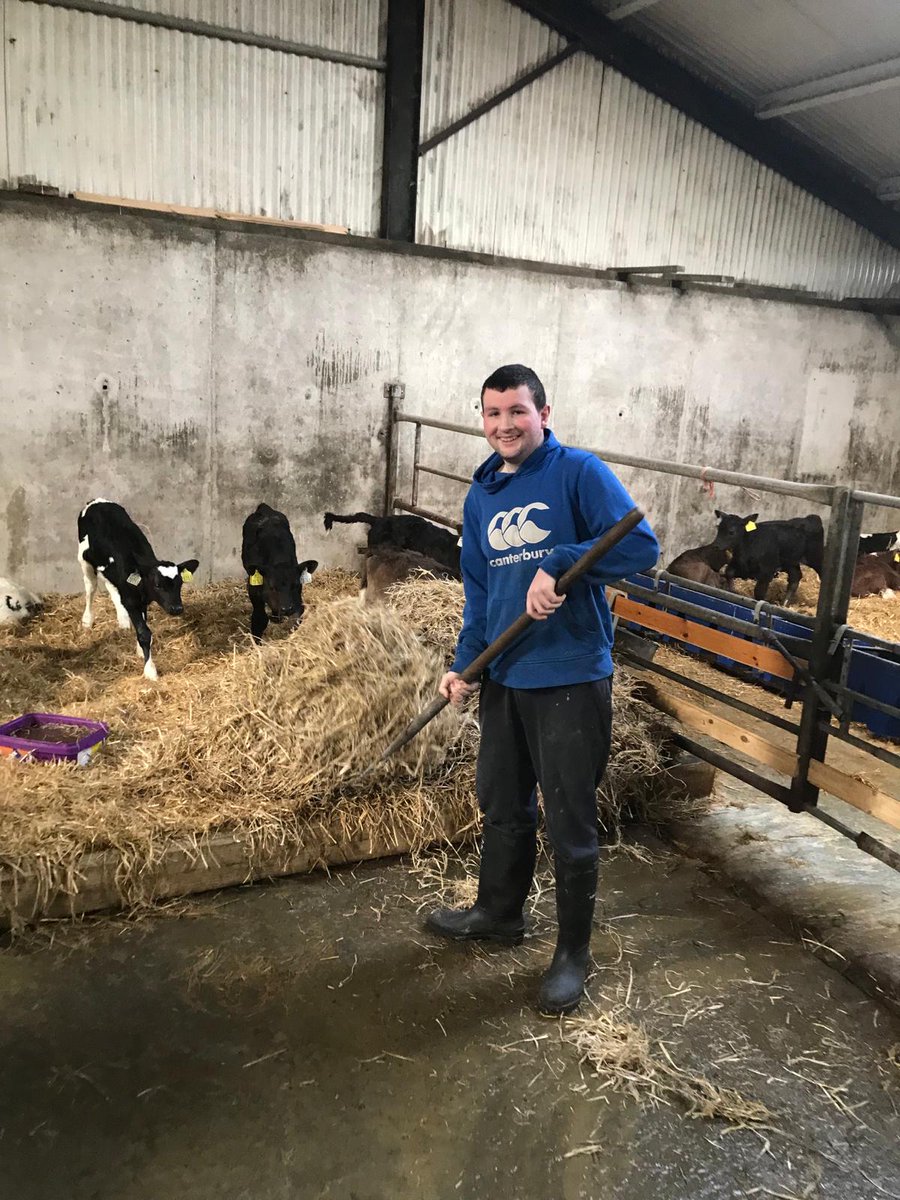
[362,546,461,604]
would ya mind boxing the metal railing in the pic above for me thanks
[382,399,900,867]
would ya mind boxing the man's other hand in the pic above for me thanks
[526,568,565,620]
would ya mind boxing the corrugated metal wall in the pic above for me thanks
[418,0,900,298]
[3,0,899,296]
[1,0,384,232]
[97,0,382,55]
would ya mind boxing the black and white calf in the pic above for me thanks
[77,499,199,680]
[858,530,900,555]
[0,577,42,626]
[241,503,317,641]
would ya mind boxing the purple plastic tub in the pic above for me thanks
[0,713,110,765]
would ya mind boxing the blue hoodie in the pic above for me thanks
[450,431,659,688]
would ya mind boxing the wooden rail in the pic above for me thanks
[612,594,795,681]
[643,681,900,832]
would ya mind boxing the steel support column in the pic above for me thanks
[380,0,425,243]
[790,490,864,810]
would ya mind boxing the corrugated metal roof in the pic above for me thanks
[786,88,900,184]
[598,0,900,100]
[93,0,384,58]
[592,0,900,206]
[417,0,900,297]
[3,0,382,231]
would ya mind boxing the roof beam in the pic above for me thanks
[512,0,900,249]
[606,0,667,20]
[757,55,900,119]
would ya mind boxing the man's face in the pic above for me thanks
[482,385,550,469]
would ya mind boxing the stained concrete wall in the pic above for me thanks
[2,195,899,592]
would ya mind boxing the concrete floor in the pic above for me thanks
[1,833,899,1200]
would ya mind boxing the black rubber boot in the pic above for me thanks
[425,827,536,945]
[537,858,598,1016]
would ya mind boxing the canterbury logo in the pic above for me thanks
[488,503,551,551]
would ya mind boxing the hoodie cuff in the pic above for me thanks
[539,550,566,579]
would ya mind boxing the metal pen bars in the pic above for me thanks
[382,401,900,862]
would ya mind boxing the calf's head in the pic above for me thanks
[248,559,318,623]
[713,511,759,550]
[146,559,200,615]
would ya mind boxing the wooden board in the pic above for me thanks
[647,684,798,775]
[0,812,475,930]
[641,679,900,833]
[612,595,795,680]
[73,192,349,235]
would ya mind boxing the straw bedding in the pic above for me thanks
[731,567,900,642]
[0,568,687,924]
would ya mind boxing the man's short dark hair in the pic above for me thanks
[481,364,547,412]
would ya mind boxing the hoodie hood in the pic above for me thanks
[473,430,561,493]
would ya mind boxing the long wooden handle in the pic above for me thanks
[378,506,645,763]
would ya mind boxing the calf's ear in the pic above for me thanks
[179,558,199,582]
[714,509,724,519]
[747,514,759,524]
[299,559,319,582]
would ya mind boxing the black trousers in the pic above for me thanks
[476,676,613,866]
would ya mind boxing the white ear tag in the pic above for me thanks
[126,572,141,586]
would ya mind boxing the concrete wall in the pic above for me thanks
[2,195,899,593]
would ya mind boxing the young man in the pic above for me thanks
[426,364,659,1015]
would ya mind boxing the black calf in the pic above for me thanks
[77,499,199,679]
[242,503,317,641]
[323,510,460,573]
[713,510,824,606]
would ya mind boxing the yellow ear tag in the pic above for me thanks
[745,520,757,532]
[180,568,193,582]
[249,571,264,586]
[894,552,899,563]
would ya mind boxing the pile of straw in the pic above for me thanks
[564,1009,775,1127]
[1,567,688,924]
[0,581,478,917]
[731,568,821,610]
[385,571,465,663]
